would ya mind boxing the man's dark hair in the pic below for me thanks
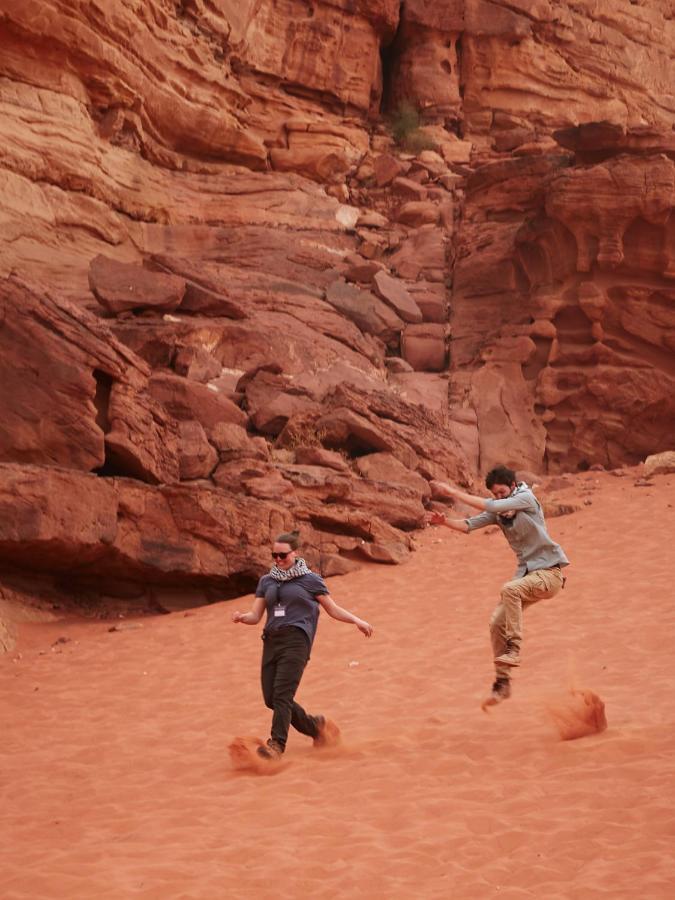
[485,465,517,489]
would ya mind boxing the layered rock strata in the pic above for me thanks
[0,274,470,615]
[0,0,673,624]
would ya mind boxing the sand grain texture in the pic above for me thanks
[2,471,675,898]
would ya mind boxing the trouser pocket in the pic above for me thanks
[532,568,564,599]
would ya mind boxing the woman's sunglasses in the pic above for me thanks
[271,551,291,560]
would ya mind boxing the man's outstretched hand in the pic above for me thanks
[429,480,457,500]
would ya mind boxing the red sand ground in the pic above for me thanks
[2,470,675,899]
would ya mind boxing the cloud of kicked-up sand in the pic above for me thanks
[228,736,288,776]
[547,688,608,741]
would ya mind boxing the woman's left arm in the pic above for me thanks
[317,594,373,637]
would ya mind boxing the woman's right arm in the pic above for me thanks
[232,595,266,625]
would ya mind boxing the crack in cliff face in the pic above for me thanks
[456,32,465,108]
[378,2,404,116]
[377,5,466,144]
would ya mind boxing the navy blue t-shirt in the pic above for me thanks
[256,572,329,646]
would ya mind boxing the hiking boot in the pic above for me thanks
[256,739,283,760]
[494,642,521,667]
[481,678,512,710]
[313,715,341,748]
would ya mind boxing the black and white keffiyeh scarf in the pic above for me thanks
[268,557,311,582]
[498,481,529,525]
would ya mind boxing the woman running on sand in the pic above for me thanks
[232,530,373,760]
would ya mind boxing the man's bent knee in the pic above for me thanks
[500,581,523,602]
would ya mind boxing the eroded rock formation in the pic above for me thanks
[0,0,673,627]
[454,133,675,471]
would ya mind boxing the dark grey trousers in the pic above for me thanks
[261,627,319,750]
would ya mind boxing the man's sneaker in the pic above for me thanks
[481,678,512,710]
[256,739,283,760]
[313,715,341,748]
[494,642,521,667]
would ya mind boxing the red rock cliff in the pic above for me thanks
[0,0,673,619]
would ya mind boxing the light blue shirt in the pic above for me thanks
[466,484,569,578]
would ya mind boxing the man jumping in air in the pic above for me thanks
[427,465,569,709]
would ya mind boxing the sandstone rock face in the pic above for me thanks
[451,133,675,473]
[545,155,675,273]
[388,1,674,133]
[0,257,470,620]
[0,278,150,472]
[517,147,675,470]
[0,1,674,627]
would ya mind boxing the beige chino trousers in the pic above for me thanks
[491,566,565,679]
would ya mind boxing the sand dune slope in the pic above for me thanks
[2,470,675,899]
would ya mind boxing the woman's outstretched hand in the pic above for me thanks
[231,611,245,623]
[356,619,374,638]
[425,510,447,526]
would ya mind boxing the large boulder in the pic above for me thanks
[148,373,247,437]
[105,383,181,485]
[389,225,446,282]
[407,282,447,323]
[372,271,423,323]
[355,452,430,499]
[178,421,219,481]
[173,346,223,383]
[396,201,440,227]
[373,154,409,187]
[89,255,185,314]
[401,324,447,371]
[210,422,269,462]
[325,280,404,343]
[294,446,350,472]
[147,257,248,319]
[242,370,319,437]
[644,452,675,479]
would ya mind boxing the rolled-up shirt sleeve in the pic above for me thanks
[466,510,498,531]
[485,493,536,514]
